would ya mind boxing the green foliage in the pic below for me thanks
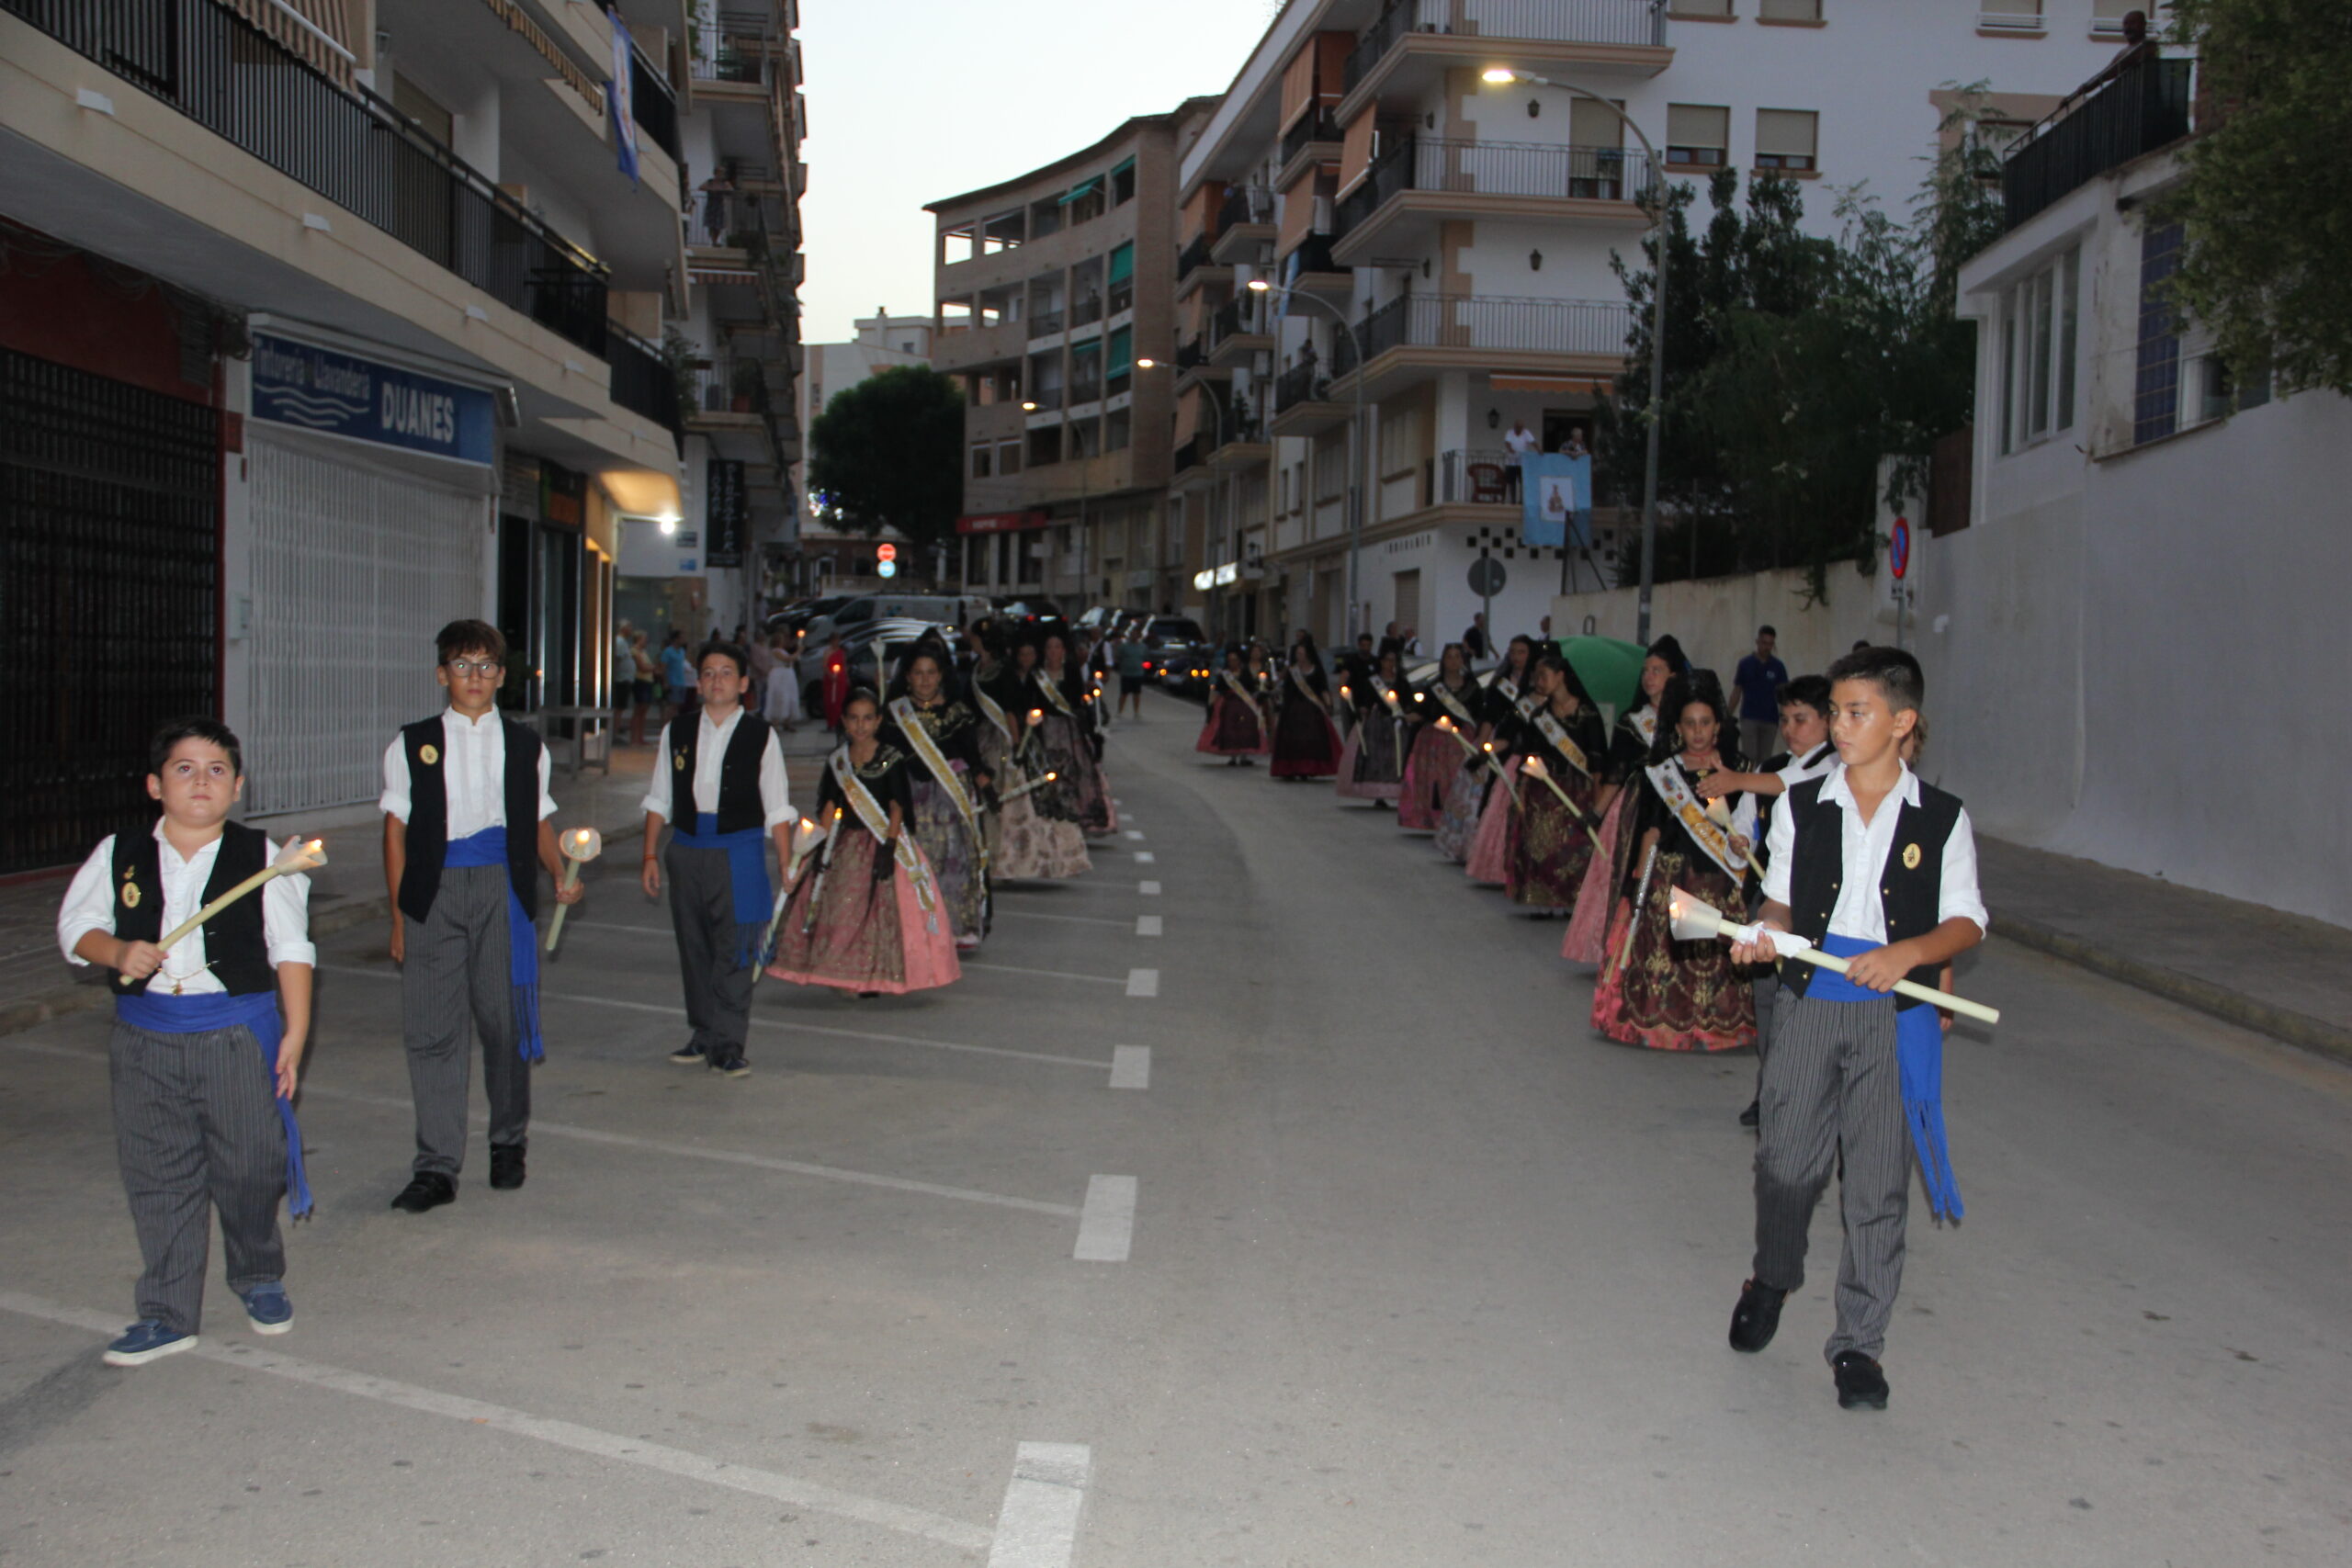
[805,366,966,550]
[2164,0,2352,396]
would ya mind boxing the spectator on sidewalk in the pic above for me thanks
[628,630,658,746]
[613,621,636,732]
[1463,612,1490,661]
[661,631,695,724]
[1733,626,1790,766]
[763,629,802,731]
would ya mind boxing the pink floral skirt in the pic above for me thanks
[765,831,963,994]
[1464,759,1521,886]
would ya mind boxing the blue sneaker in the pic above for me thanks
[240,1283,293,1335]
[103,1320,197,1367]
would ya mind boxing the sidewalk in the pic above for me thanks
[1979,835,2352,1063]
[0,726,843,1035]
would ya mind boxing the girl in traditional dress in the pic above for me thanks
[984,640,1091,880]
[1197,646,1269,765]
[1563,636,1690,963]
[1270,635,1342,781]
[1462,636,1544,881]
[766,690,963,997]
[881,642,992,952]
[1400,643,1478,833]
[1589,672,1758,1052]
[1335,649,1408,805]
[1031,630,1116,836]
[1501,650,1610,912]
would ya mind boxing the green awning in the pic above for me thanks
[1069,336,1102,361]
[1106,242,1135,285]
[1110,155,1136,179]
[1058,175,1103,206]
[1107,325,1133,373]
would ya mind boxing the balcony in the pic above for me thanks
[610,328,685,454]
[1172,437,1204,474]
[1212,186,1276,265]
[1028,310,1066,341]
[1436,449,1521,506]
[2002,51,2192,231]
[1333,137,1654,265]
[932,318,1029,372]
[1177,233,1215,279]
[693,9,776,85]
[1280,110,1342,182]
[1208,298,1274,368]
[1340,0,1671,118]
[1270,360,1351,437]
[7,0,613,359]
[1329,293,1636,397]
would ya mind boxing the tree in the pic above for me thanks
[805,366,965,549]
[2163,0,2352,396]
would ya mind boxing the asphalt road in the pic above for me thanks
[4,689,2348,1567]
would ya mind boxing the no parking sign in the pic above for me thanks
[1890,516,1911,581]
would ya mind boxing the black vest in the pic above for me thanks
[668,711,774,834]
[1781,774,1963,1011]
[110,822,274,996]
[396,716,543,924]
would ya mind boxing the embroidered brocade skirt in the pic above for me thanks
[765,832,962,995]
[909,777,987,944]
[1196,694,1267,756]
[1396,724,1456,830]
[1270,700,1340,778]
[1036,711,1116,836]
[1588,851,1757,1052]
[1431,756,1485,862]
[1505,777,1598,908]
[1560,787,1630,964]
[1335,713,1403,801]
[1464,759,1522,886]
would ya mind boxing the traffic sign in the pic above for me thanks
[877,560,898,578]
[1468,556,1507,596]
[876,543,899,562]
[1889,516,1910,581]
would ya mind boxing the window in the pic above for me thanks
[1029,197,1063,239]
[1069,338,1102,404]
[1671,0,1731,14]
[998,438,1023,476]
[1062,176,1105,226]
[969,442,993,479]
[2091,0,2134,36]
[1998,244,2080,455]
[1313,440,1345,503]
[1979,2,2042,32]
[967,536,988,585]
[1107,243,1136,315]
[1029,425,1063,468]
[2132,223,2183,445]
[1111,155,1136,206]
[1666,104,1728,168]
[1758,0,1821,18]
[1754,108,1818,173]
[1105,325,1134,396]
[1105,407,1132,452]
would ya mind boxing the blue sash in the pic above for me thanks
[674,813,772,969]
[1810,933,1963,1224]
[116,990,312,1220]
[443,828,544,1063]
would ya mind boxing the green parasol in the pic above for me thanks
[1552,636,1647,724]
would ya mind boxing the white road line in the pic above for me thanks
[1125,968,1159,998]
[1134,915,1162,938]
[990,910,1133,930]
[0,1290,994,1553]
[315,968,1105,1071]
[986,1441,1093,1568]
[1138,880,1161,896]
[1122,829,1144,840]
[1073,1176,1136,1262]
[563,919,676,936]
[959,961,1125,987]
[1108,1045,1150,1090]
[1133,852,1155,864]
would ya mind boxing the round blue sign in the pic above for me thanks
[1889,517,1911,581]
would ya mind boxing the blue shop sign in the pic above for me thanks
[251,333,495,465]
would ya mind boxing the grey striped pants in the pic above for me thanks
[1751,987,1912,1363]
[401,863,531,1177]
[666,839,757,1060]
[109,1019,286,1333]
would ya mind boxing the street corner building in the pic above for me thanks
[0,0,805,869]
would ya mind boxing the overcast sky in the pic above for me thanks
[794,0,1278,344]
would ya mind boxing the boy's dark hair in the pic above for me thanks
[149,716,243,778]
[1826,645,1925,714]
[696,639,750,679]
[1758,624,1777,638]
[1779,674,1832,714]
[435,619,507,666]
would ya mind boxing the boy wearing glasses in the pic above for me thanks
[380,620,583,1213]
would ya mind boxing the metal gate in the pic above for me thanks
[0,348,220,874]
[243,437,486,815]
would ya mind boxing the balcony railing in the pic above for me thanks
[1028,310,1065,340]
[1175,339,1209,371]
[609,328,684,450]
[1172,437,1203,473]
[1209,298,1269,350]
[1336,138,1654,237]
[7,0,613,358]
[1027,387,1065,412]
[1342,0,1667,93]
[1281,109,1341,168]
[1219,184,1274,232]
[1070,294,1105,329]
[629,42,682,163]
[692,9,771,83]
[1291,232,1342,276]
[1437,449,1521,504]
[2002,51,2192,231]
[1329,294,1636,376]
[1177,232,1215,279]
[1273,360,1335,413]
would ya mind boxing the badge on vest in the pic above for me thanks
[122,881,141,908]
[673,750,688,772]
[420,743,440,766]
[1902,842,1922,870]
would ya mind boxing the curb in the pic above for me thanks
[1993,913,2352,1066]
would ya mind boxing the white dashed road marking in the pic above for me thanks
[985,1441,1093,1567]
[1133,851,1156,864]
[1073,1176,1137,1262]
[1135,915,1162,937]
[1125,968,1159,998]
[1138,880,1160,896]
[1108,1045,1151,1090]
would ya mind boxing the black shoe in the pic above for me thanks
[1728,1278,1787,1353]
[668,1041,707,1065]
[489,1145,526,1190]
[1738,1099,1760,1129]
[709,1054,751,1078]
[390,1172,457,1213]
[1832,1350,1890,1411]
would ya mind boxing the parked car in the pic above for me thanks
[801,592,987,650]
[797,617,959,714]
[1133,615,1210,696]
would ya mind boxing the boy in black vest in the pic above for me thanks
[1724,647,1987,1411]
[640,640,794,1077]
[381,620,582,1212]
[59,718,315,1366]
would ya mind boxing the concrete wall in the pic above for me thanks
[1549,559,1901,688]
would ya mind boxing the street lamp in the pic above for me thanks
[1249,276,1372,643]
[1481,67,1668,646]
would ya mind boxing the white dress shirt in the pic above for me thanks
[1773,740,1838,792]
[639,706,794,827]
[1760,760,1988,942]
[379,708,558,835]
[59,823,315,992]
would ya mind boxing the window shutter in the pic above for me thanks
[1755,108,1817,160]
[1280,47,1316,131]
[1337,113,1378,198]
[1666,104,1728,152]
[1107,242,1135,285]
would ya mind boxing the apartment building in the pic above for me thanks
[0,0,802,863]
[1171,0,2129,648]
[928,103,1212,614]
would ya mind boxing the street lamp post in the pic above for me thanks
[1248,277,1370,645]
[1481,67,1668,647]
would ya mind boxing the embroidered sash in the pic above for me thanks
[1644,759,1748,882]
[972,682,1014,746]
[1032,669,1077,718]
[1430,683,1478,729]
[1220,671,1260,708]
[1287,665,1329,713]
[1532,707,1591,778]
[1625,707,1658,751]
[831,750,937,913]
[889,697,987,871]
